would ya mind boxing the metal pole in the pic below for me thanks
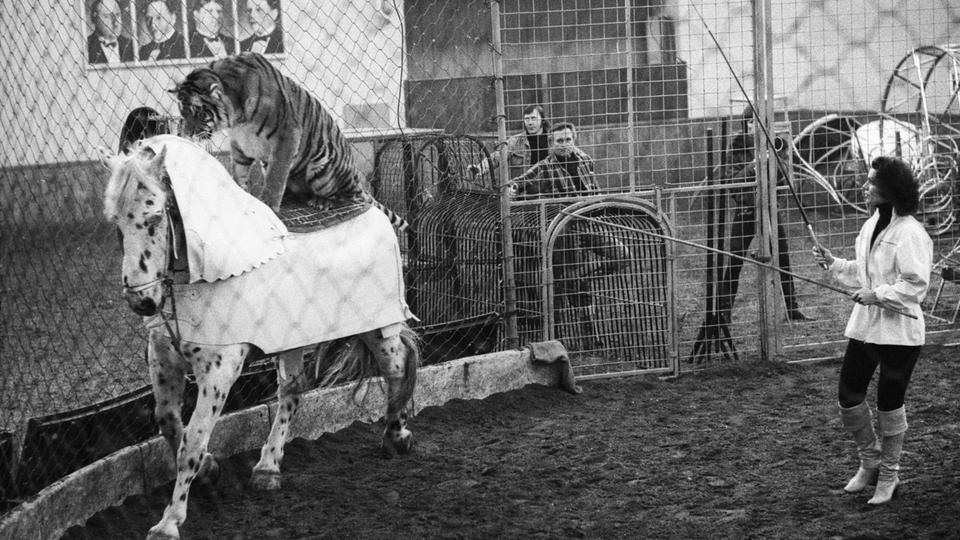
[752,0,776,359]
[624,0,637,190]
[490,0,519,348]
[762,0,782,355]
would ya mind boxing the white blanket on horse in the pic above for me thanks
[144,134,287,283]
[149,208,415,354]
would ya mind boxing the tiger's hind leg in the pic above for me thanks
[359,324,420,457]
[250,347,311,490]
[147,343,246,540]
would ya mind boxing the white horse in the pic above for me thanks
[101,138,419,540]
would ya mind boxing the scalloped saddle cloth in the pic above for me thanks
[147,203,415,354]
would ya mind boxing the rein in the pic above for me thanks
[157,206,188,357]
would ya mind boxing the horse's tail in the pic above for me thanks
[391,324,420,411]
[317,323,420,411]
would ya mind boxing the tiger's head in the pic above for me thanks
[170,69,233,140]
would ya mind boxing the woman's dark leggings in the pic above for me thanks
[838,339,921,411]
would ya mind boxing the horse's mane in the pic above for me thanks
[103,143,164,222]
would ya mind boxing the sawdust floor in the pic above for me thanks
[64,344,960,539]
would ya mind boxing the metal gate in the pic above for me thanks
[511,196,678,379]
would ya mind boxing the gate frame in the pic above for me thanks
[541,195,679,379]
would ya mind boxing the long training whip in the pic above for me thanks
[561,211,918,320]
[689,3,830,266]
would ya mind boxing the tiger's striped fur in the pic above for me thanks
[172,52,407,229]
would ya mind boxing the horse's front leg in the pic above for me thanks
[359,325,420,456]
[148,329,187,461]
[147,343,246,540]
[251,348,308,490]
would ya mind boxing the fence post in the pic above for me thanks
[490,0,519,349]
[624,0,637,190]
[752,0,779,360]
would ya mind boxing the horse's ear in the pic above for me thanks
[96,146,123,171]
[144,144,168,178]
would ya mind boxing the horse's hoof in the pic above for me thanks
[381,429,414,457]
[195,454,220,486]
[146,523,180,540]
[250,470,282,491]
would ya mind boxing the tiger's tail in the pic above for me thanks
[370,198,409,231]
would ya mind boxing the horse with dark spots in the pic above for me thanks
[100,140,420,540]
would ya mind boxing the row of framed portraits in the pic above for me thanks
[86,0,284,67]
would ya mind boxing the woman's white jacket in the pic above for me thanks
[828,209,933,346]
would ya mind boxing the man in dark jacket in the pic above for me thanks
[718,132,812,321]
[511,123,633,349]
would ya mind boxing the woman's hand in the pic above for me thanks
[811,245,835,267]
[851,288,880,305]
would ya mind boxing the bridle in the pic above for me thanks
[120,182,189,357]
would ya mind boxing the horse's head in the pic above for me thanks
[101,143,174,316]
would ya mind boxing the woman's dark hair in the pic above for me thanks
[118,106,170,153]
[871,155,920,215]
[522,104,550,132]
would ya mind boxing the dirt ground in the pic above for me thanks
[64,344,960,540]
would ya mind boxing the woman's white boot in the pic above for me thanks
[839,401,880,493]
[868,406,907,505]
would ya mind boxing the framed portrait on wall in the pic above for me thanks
[187,0,238,58]
[237,0,284,55]
[135,0,187,61]
[85,0,137,65]
[85,0,283,67]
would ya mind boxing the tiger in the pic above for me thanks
[171,52,407,229]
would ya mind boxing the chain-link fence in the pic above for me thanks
[2,0,959,519]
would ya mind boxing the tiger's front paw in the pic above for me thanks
[305,198,333,211]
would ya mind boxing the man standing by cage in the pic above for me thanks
[468,104,551,183]
[508,122,632,350]
[717,130,812,322]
